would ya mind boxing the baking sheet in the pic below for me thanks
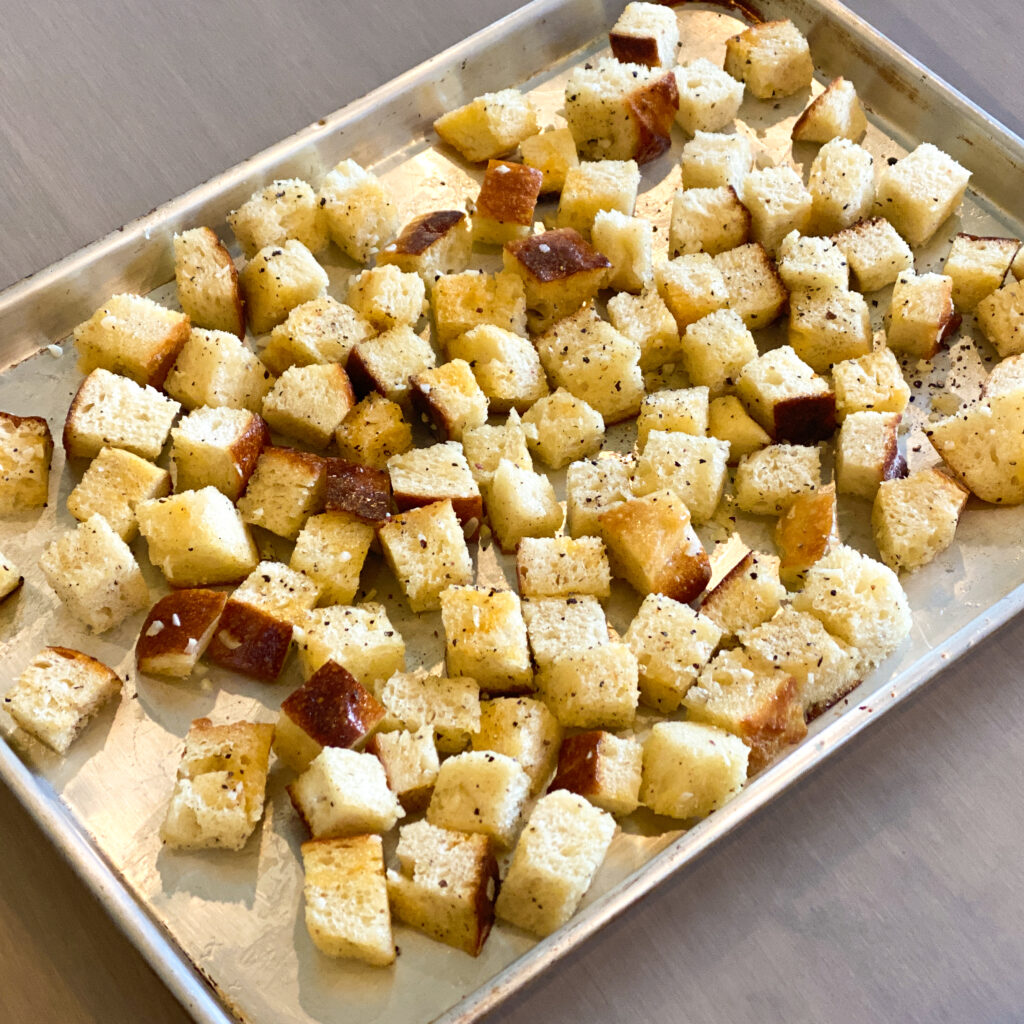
[2,1,1024,1023]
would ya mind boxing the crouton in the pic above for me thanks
[521,389,604,469]
[260,297,371,376]
[378,210,473,283]
[334,393,412,470]
[713,242,788,330]
[0,412,52,512]
[169,406,267,501]
[742,165,813,254]
[723,19,814,99]
[462,411,533,488]
[606,288,681,370]
[410,359,489,442]
[446,324,548,414]
[135,589,227,678]
[633,429,730,524]
[807,138,875,234]
[227,178,326,257]
[204,598,294,682]
[669,185,750,258]
[674,57,745,134]
[0,551,23,604]
[788,287,872,372]
[776,231,849,293]
[791,76,867,143]
[655,253,730,332]
[236,446,327,540]
[387,441,482,527]
[520,128,580,195]
[591,209,653,293]
[557,159,641,237]
[318,159,402,264]
[975,278,1024,358]
[835,410,904,501]
[680,131,753,194]
[290,511,374,606]
[378,671,481,755]
[240,240,328,335]
[346,326,436,406]
[565,452,636,538]
[550,731,642,816]
[484,458,563,552]
[472,164,542,246]
[473,696,562,794]
[432,270,528,343]
[774,482,838,585]
[609,2,680,68]
[679,308,758,398]
[296,603,405,686]
[886,271,956,359]
[943,233,1021,312]
[163,328,273,413]
[367,726,439,812]
[833,217,913,293]
[734,443,821,515]
[700,550,786,641]
[172,227,245,338]
[832,345,910,420]
[434,89,538,163]
[707,394,771,462]
[515,535,611,599]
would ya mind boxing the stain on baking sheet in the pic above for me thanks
[668,0,763,23]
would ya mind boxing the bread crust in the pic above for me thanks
[476,161,544,227]
[324,458,392,525]
[549,730,605,798]
[205,599,294,681]
[608,31,661,67]
[136,589,228,675]
[505,228,611,284]
[282,661,387,750]
[626,71,679,164]
[772,393,837,445]
[389,210,467,256]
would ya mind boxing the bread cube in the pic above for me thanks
[609,1,680,67]
[473,163,542,246]
[789,287,872,372]
[289,512,372,605]
[832,345,910,420]
[522,595,608,670]
[606,288,680,371]
[484,459,563,553]
[379,670,481,755]
[433,270,528,344]
[777,232,849,293]
[377,209,473,283]
[872,468,969,573]
[240,239,328,335]
[713,242,788,330]
[887,271,956,359]
[708,395,771,462]
[0,550,23,604]
[136,589,227,678]
[723,19,813,99]
[4,647,120,754]
[833,217,913,293]
[446,324,548,414]
[346,326,436,406]
[700,550,785,640]
[172,227,245,338]
[378,500,473,613]
[564,58,678,164]
[227,178,326,258]
[494,790,615,936]
[742,166,813,255]
[835,410,904,500]
[734,443,821,515]
[388,441,482,527]
[232,559,320,622]
[334,393,412,471]
[874,142,971,247]
[366,726,439,812]
[301,835,394,966]
[261,296,371,376]
[521,128,580,195]
[461,411,533,488]
[427,750,531,846]
[434,88,538,163]
[566,452,636,538]
[807,138,875,234]
[976,279,1024,358]
[410,359,489,442]
[327,458,400,530]
[169,406,268,501]
[163,327,273,413]
[73,293,190,388]
[319,159,401,264]
[774,482,839,585]
[473,696,562,794]
[669,185,750,259]
[633,430,730,524]
[237,446,326,540]
[204,598,294,682]
[640,720,748,818]
[736,345,836,444]
[943,233,1020,312]
[39,514,148,632]
[655,253,730,332]
[347,264,425,334]
[674,56,745,134]
[0,412,51,512]
[521,389,604,469]
[679,308,757,398]
[296,603,405,685]
[550,731,642,816]
[557,160,641,237]
[680,131,753,194]
[792,76,867,143]
[161,717,273,851]
[599,489,711,603]
[63,369,180,461]
[591,209,653,293]
[634,386,709,450]
[515,535,611,599]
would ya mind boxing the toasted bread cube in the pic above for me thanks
[640,720,748,818]
[521,389,604,469]
[290,512,373,606]
[609,2,680,67]
[379,671,481,754]
[680,308,757,398]
[326,458,395,530]
[606,288,680,370]
[4,647,120,754]
[976,279,1024,358]
[520,128,580,195]
[377,210,473,284]
[240,240,328,335]
[734,443,821,514]
[227,178,326,258]
[943,233,1020,312]
[232,559,320,622]
[792,76,867,143]
[494,790,615,936]
[503,228,611,333]
[599,489,711,603]
[367,726,439,812]
[700,551,785,640]
[637,387,709,447]
[484,459,563,553]
[386,820,498,956]
[410,359,489,442]
[872,468,969,573]
[550,731,642,816]
[261,297,371,376]
[742,166,813,255]
[669,185,750,258]
[169,406,267,501]
[835,410,904,500]
[296,603,405,686]
[73,293,190,388]
[163,328,273,413]
[346,265,425,334]
[680,131,753,194]
[557,160,641,237]
[713,242,788,330]
[432,270,528,343]
[446,324,548,414]
[204,598,293,682]
[334,393,412,471]
[434,89,538,163]
[473,164,542,246]
[522,595,608,670]
[0,550,23,604]
[655,254,730,332]
[833,217,913,293]
[136,589,227,678]
[591,209,653,293]
[788,287,872,371]
[633,430,730,524]
[886,271,956,359]
[674,56,745,134]
[0,412,52,512]
[473,696,562,794]
[875,142,971,247]
[462,411,533,487]
[777,232,849,293]
[774,482,839,585]
[346,326,436,406]
[39,514,148,631]
[832,345,910,420]
[319,159,401,263]
[807,138,875,235]
[515,535,611,599]
[566,452,636,538]
[388,441,482,527]
[63,369,179,461]
[172,227,245,338]
[708,395,771,462]
[161,717,273,851]
[564,58,678,164]
[301,835,394,966]
[723,19,813,99]
[237,446,326,540]
[736,345,836,444]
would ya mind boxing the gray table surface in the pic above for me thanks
[2,1,1023,1022]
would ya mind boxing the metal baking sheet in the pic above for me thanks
[2,1,1024,1023]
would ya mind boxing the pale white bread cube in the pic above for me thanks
[599,488,711,604]
[237,446,326,540]
[680,131,753,194]
[163,327,273,413]
[137,487,258,587]
[835,410,904,501]
[566,452,636,538]
[591,209,653,293]
[674,57,745,134]
[636,387,709,449]
[807,138,876,234]
[640,720,748,818]
[736,345,836,444]
[410,359,489,442]
[788,287,872,372]
[440,585,533,696]
[378,209,474,283]
[386,820,498,956]
[886,271,956,359]
[538,642,639,730]
[874,142,971,247]
[301,835,394,966]
[169,406,267,501]
[240,239,329,335]
[774,482,839,586]
[872,468,969,573]
[462,411,533,488]
[943,233,1020,312]
[426,750,531,847]
[161,718,274,851]
[261,297,371,376]
[335,393,412,471]
[550,730,642,816]
[791,543,912,671]
[227,178,326,258]
[347,326,436,406]
[172,227,245,338]
[432,270,527,344]
[0,549,23,603]
[832,345,910,420]
[484,459,563,553]
[723,18,812,99]
[4,647,120,754]
[792,76,867,143]
[68,445,170,541]
[669,186,750,258]
[680,308,758,398]
[434,89,538,163]
[624,592,722,712]
[708,394,771,462]
[701,549,786,641]
[682,647,806,772]
[318,159,401,263]
[976,278,1024,358]
[346,264,425,334]
[296,603,405,686]
[557,160,641,239]
[563,58,678,164]
[522,595,609,670]
[63,368,180,461]
[367,726,439,812]
[609,2,680,68]
[0,412,51,512]
[734,443,821,515]
[632,429,730,524]
[713,242,789,330]
[288,746,402,838]
[473,162,542,246]
[379,670,481,755]
[446,324,548,414]
[654,253,730,332]
[378,500,473,613]
[777,232,849,293]
[494,790,615,936]
[39,514,148,632]
[135,589,227,679]
[233,559,320,623]
[473,696,562,794]
[742,165,813,255]
[73,292,190,388]
[387,441,483,528]
[521,389,604,469]
[515,535,611,599]
[833,217,913,293]
[520,128,580,194]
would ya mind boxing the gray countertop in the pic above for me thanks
[2,1,1022,1022]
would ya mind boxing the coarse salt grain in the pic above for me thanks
[145,620,165,637]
